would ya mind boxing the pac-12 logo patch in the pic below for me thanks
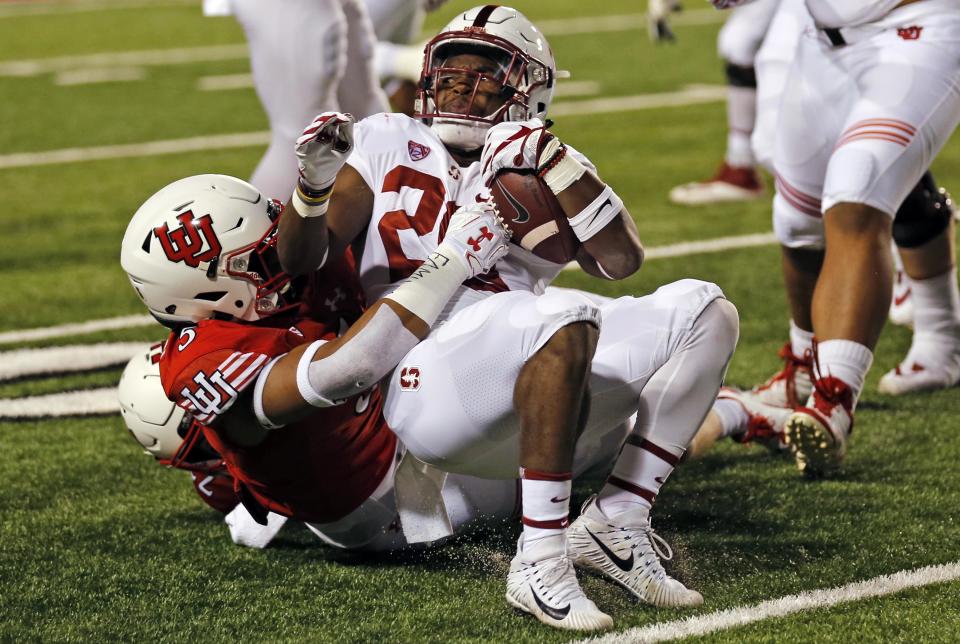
[407,140,431,162]
[154,211,222,268]
[399,366,421,391]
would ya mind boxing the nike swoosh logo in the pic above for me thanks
[550,495,569,504]
[585,527,634,572]
[894,288,912,307]
[496,177,531,224]
[529,584,571,621]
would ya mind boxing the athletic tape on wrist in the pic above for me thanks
[296,340,338,408]
[384,242,469,326]
[291,181,332,218]
[252,355,286,430]
[568,185,623,242]
[540,141,586,194]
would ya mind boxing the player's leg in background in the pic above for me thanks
[365,0,426,113]
[669,0,779,206]
[231,0,347,200]
[337,0,391,118]
[786,12,960,473]
[749,27,849,413]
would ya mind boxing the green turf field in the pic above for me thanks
[2,1,959,641]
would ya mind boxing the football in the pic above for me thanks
[489,170,580,264]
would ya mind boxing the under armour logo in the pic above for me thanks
[897,26,922,40]
[399,366,421,391]
[325,287,345,311]
[467,226,494,251]
[154,211,222,268]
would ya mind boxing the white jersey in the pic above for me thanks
[804,0,902,27]
[347,113,594,317]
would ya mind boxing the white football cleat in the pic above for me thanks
[746,342,813,408]
[878,356,960,395]
[717,387,791,452]
[669,162,764,206]
[506,535,613,632]
[783,377,853,476]
[568,496,703,608]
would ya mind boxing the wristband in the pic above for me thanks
[539,140,586,195]
[384,242,470,326]
[252,355,286,430]
[291,180,333,219]
[296,340,338,408]
[567,185,624,242]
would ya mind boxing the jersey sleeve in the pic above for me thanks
[347,113,423,192]
[160,323,289,426]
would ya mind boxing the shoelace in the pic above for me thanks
[772,342,811,408]
[533,554,584,605]
[619,524,674,561]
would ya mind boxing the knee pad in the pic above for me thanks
[725,62,757,89]
[892,171,953,248]
[773,192,825,250]
[718,15,764,67]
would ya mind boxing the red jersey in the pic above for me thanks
[158,259,396,525]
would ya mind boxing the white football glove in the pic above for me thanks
[295,111,355,191]
[438,201,511,277]
[480,118,555,188]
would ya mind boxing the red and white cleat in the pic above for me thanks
[784,377,853,476]
[746,343,813,409]
[668,162,765,205]
[878,356,960,395]
[717,387,791,452]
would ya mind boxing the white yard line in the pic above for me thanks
[197,72,253,91]
[579,561,960,643]
[0,0,195,19]
[0,44,248,77]
[0,342,149,381]
[0,314,155,345]
[54,66,145,86]
[0,10,723,75]
[0,85,722,170]
[0,387,121,418]
[0,131,271,170]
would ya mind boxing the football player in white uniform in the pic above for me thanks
[278,6,741,631]
[203,0,389,200]
[669,0,779,205]
[713,0,960,474]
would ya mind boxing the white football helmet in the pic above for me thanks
[120,174,295,327]
[415,5,558,150]
[118,343,222,472]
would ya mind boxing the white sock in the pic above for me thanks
[597,436,681,517]
[815,339,874,402]
[790,320,815,359]
[908,268,960,362]
[520,468,571,554]
[725,85,757,168]
[712,398,750,438]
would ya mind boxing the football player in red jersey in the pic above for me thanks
[121,171,514,552]
[275,6,744,631]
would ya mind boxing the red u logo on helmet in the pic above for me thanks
[154,211,222,268]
